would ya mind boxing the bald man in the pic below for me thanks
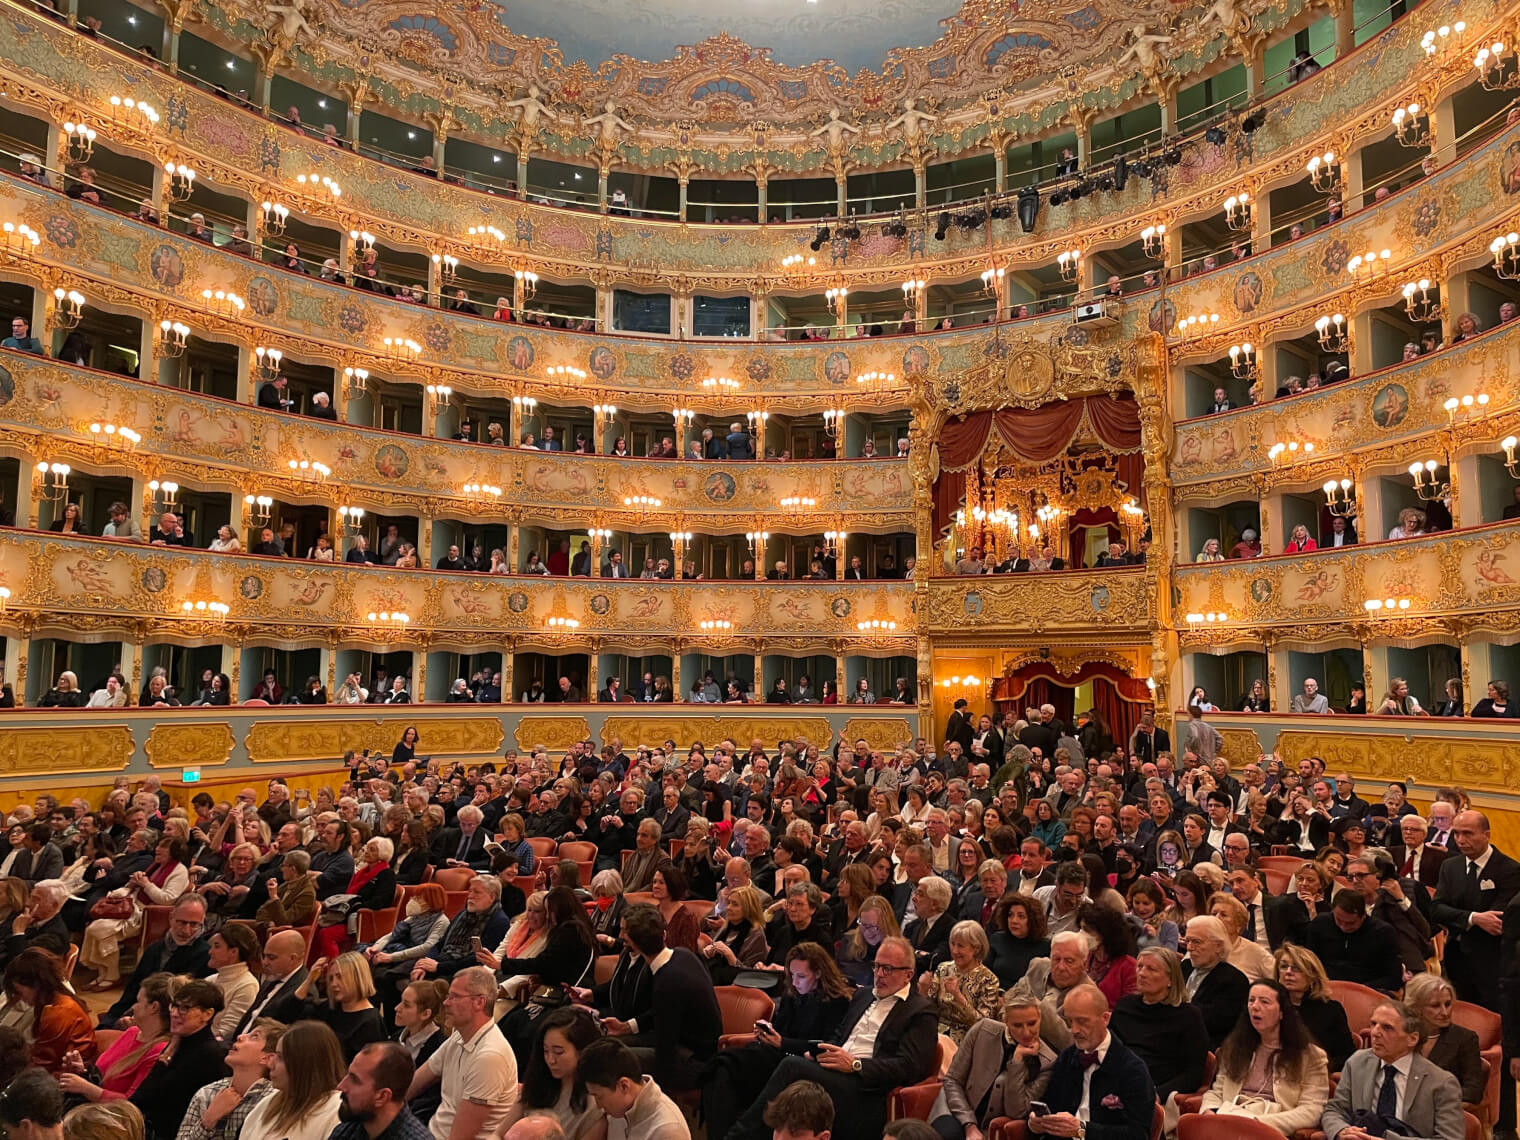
[1027,985,1155,1140]
[226,928,309,1038]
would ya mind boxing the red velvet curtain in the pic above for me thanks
[994,660,1153,752]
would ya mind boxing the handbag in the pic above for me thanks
[318,893,359,930]
[90,895,135,921]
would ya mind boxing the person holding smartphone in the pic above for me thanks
[933,992,1057,1140]
[1024,984,1155,1140]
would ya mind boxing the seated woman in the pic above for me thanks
[288,951,388,1062]
[58,972,173,1101]
[312,836,398,961]
[931,992,1057,1140]
[393,979,449,1125]
[917,920,1003,1043]
[701,943,854,1140]
[1126,880,1180,952]
[510,1006,607,1140]
[1109,947,1208,1101]
[1209,893,1275,981]
[1405,972,1485,1106]
[391,820,433,885]
[129,979,230,1140]
[1198,980,1330,1136]
[3,948,95,1072]
[1079,902,1137,1004]
[1272,943,1356,1072]
[700,884,769,984]
[484,888,598,1055]
[986,894,1051,987]
[195,841,263,928]
[207,923,262,1040]
[79,837,190,989]
[238,1020,345,1140]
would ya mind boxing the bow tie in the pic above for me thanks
[1077,1050,1100,1069]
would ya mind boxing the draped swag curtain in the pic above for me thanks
[993,660,1154,748]
[932,395,1144,541]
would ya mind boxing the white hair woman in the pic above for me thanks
[917,918,1003,1043]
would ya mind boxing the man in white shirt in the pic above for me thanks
[407,967,518,1140]
[581,1037,690,1140]
[1026,985,1156,1140]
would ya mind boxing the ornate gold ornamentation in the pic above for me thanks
[841,717,915,752]
[0,725,133,773]
[600,715,834,750]
[514,716,593,751]
[245,717,503,763]
[144,723,237,769]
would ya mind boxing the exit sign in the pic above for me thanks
[182,769,201,783]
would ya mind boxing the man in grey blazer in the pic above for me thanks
[932,992,1057,1140]
[1322,1000,1465,1140]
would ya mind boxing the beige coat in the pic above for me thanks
[1199,1043,1329,1136]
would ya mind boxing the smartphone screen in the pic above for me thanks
[470,936,483,952]
[1029,1103,1052,1117]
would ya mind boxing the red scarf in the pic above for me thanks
[346,860,387,895]
[148,860,180,889]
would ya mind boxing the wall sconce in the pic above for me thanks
[1475,41,1519,89]
[1402,278,1438,322]
[1120,498,1146,541]
[1345,249,1391,278]
[822,406,845,438]
[1391,102,1431,146]
[200,289,246,317]
[745,529,770,558]
[1315,313,1348,352]
[979,264,1005,294]
[336,504,364,535]
[825,284,848,317]
[88,422,141,449]
[1323,477,1356,516]
[1408,459,1448,500]
[1056,249,1082,281]
[1305,152,1340,193]
[823,529,847,552]
[587,402,615,427]
[513,395,538,422]
[901,277,927,305]
[62,120,96,161]
[1223,193,1251,231]
[297,173,341,198]
[1,222,40,254]
[382,336,420,360]
[261,201,289,234]
[367,610,411,626]
[164,161,196,202]
[779,496,816,523]
[107,95,159,129]
[544,616,580,630]
[432,253,459,283]
[461,482,501,501]
[671,407,692,433]
[937,674,982,689]
[857,618,899,633]
[545,365,586,381]
[1227,342,1257,381]
[699,619,733,633]
[1443,391,1490,421]
[623,494,663,511]
[34,462,70,501]
[668,529,692,546]
[589,527,613,542]
[781,253,815,273]
[0,585,13,613]
[467,225,505,242]
[747,409,769,436]
[1501,435,1520,479]
[148,479,179,512]
[244,493,273,525]
[286,458,331,481]
[1420,21,1466,56]
[342,366,369,395]
[1185,611,1230,623]
[1268,440,1315,464]
[349,229,375,255]
[1363,596,1413,612]
[702,376,739,391]
[255,346,283,380]
[855,370,895,390]
[52,288,84,328]
[424,384,452,413]
[1140,224,1167,258]
[515,269,538,300]
[158,319,189,356]
[180,599,229,621]
[1174,312,1220,337]
[1490,232,1520,279]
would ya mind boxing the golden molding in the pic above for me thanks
[143,722,237,769]
[244,716,504,763]
[0,725,134,774]
[513,716,593,752]
[599,714,835,749]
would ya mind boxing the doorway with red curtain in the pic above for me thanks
[992,660,1153,752]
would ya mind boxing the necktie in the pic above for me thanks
[1244,903,1257,942]
[1468,860,1481,888]
[457,832,471,861]
[1403,852,1416,877]
[1376,1064,1399,1118]
[1076,1050,1099,1069]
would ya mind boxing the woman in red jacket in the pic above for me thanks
[3,948,94,1072]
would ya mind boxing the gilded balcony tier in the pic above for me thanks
[925,566,1156,641]
[1171,324,1520,495]
[0,355,914,528]
[0,531,919,652]
[1171,521,1520,647]
[0,0,1490,279]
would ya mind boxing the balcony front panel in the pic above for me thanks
[0,531,918,650]
[0,355,913,526]
[926,566,1154,640]
[1171,522,1520,644]
[0,0,1478,278]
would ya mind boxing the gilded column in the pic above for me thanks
[670,647,682,703]
[834,646,847,700]
[589,528,604,578]
[326,638,338,698]
[506,516,520,570]
[413,645,427,701]
[502,640,515,703]
[587,642,599,698]
[5,635,29,705]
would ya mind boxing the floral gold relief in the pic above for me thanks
[841,718,916,752]
[246,718,503,763]
[1272,731,1516,792]
[600,716,835,750]
[0,726,133,773]
[144,723,237,769]
[514,717,593,752]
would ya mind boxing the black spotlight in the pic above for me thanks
[934,212,951,240]
[882,212,908,239]
[1133,158,1152,178]
[1050,188,1068,207]
[990,203,1012,221]
[841,222,861,240]
[1112,155,1129,192]
[1167,147,1184,166]
[1016,187,1039,232]
[1204,125,1226,145]
[1096,174,1114,192]
[1240,112,1262,134]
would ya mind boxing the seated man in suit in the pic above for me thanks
[1321,1000,1464,1140]
[1026,983,1157,1140]
[727,936,938,1140]
[1180,916,1250,1048]
[903,876,956,976]
[430,804,492,872]
[1387,815,1449,890]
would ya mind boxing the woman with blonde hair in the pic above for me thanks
[1404,972,1484,1103]
[1273,943,1355,1070]
[1110,947,1209,1099]
[1209,892,1274,981]
[838,894,901,986]
[238,1020,346,1140]
[492,890,550,1010]
[917,919,1003,1042]
[39,671,85,708]
[289,951,387,1061]
[701,884,768,983]
[63,1101,144,1140]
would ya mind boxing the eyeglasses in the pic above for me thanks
[873,963,913,974]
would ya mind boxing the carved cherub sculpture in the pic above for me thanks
[505,84,558,129]
[584,100,635,148]
[885,97,938,143]
[1118,24,1174,75]
[1201,0,1250,35]
[810,108,861,152]
[265,0,314,44]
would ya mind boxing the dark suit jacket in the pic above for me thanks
[430,826,491,871]
[1,911,69,968]
[829,987,939,1092]
[1273,814,1332,851]
[903,910,956,973]
[102,935,213,1024]
[944,711,974,754]
[1181,959,1250,1047]
[1388,843,1450,890]
[130,1026,229,1140]
[645,949,721,1083]
[1042,1036,1157,1140]
[1432,845,1520,996]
